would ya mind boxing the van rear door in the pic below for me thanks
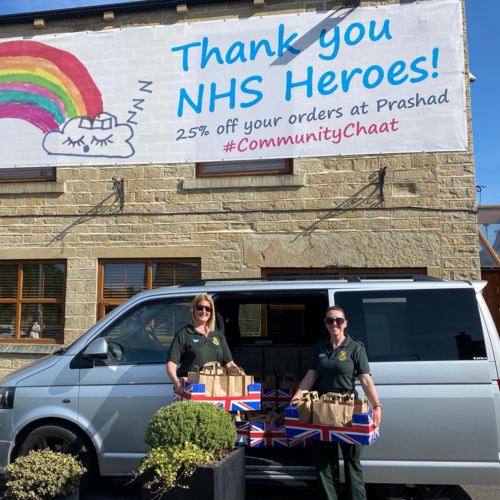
[333,286,500,486]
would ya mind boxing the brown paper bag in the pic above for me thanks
[279,372,298,389]
[227,366,245,397]
[353,395,370,415]
[187,364,217,397]
[296,391,319,424]
[312,392,355,427]
[212,366,229,397]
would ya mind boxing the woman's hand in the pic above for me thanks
[373,405,381,428]
[290,389,303,405]
[173,379,183,394]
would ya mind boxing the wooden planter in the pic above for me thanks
[141,447,245,500]
[56,487,79,500]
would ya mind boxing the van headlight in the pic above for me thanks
[0,387,15,409]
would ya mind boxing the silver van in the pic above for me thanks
[0,275,499,498]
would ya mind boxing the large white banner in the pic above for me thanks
[0,0,466,168]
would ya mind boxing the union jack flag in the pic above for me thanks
[264,436,289,448]
[284,407,379,446]
[174,380,261,411]
[288,437,310,448]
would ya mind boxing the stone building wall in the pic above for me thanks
[0,0,478,374]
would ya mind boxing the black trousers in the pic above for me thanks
[312,440,367,500]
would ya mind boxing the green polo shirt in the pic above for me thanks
[310,335,370,396]
[168,324,233,376]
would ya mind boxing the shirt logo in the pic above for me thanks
[318,353,326,358]
[338,351,348,362]
[192,339,199,343]
[212,337,220,346]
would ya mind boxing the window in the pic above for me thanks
[217,291,328,379]
[99,296,193,365]
[335,289,486,362]
[0,167,56,183]
[0,261,66,343]
[98,259,200,319]
[196,159,292,178]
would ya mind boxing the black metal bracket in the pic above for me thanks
[112,178,125,212]
[476,185,486,206]
[378,167,387,204]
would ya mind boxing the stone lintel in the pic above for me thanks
[0,182,65,195]
[183,175,305,190]
[0,248,75,259]
[91,246,209,258]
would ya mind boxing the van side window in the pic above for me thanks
[99,297,193,365]
[335,289,487,362]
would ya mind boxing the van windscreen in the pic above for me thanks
[335,289,486,362]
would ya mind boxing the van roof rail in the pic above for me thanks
[178,274,443,287]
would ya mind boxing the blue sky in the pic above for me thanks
[0,1,497,205]
[0,1,148,15]
[465,0,499,206]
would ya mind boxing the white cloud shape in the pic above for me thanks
[43,112,135,159]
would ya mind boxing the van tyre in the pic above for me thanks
[16,424,95,490]
[372,484,458,500]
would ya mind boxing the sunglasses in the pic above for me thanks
[325,317,345,326]
[195,305,213,313]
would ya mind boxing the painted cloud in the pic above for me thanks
[42,112,135,158]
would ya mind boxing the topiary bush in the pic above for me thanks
[145,401,236,458]
[5,449,86,500]
[138,402,237,496]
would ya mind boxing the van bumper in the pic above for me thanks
[0,440,13,473]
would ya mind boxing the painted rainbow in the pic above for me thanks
[0,40,103,133]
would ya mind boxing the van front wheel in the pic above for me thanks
[371,484,458,500]
[16,424,95,489]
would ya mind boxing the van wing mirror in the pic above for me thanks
[82,337,108,360]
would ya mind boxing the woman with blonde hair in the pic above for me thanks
[166,294,235,393]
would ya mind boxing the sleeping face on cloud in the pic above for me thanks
[42,112,135,158]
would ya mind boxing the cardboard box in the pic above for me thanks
[234,421,249,446]
[249,422,266,448]
[288,438,311,448]
[262,388,278,411]
[277,387,297,409]
[284,406,380,446]
[174,379,261,411]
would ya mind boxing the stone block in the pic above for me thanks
[391,219,420,230]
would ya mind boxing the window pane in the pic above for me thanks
[152,262,198,288]
[201,159,287,175]
[0,167,54,182]
[479,235,500,267]
[0,264,18,298]
[20,303,63,340]
[0,304,16,339]
[335,289,486,362]
[100,297,193,365]
[22,264,65,299]
[103,263,147,299]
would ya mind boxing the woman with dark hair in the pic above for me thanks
[291,305,381,500]
[166,294,235,394]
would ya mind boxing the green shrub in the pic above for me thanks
[139,443,212,496]
[5,449,86,500]
[145,401,236,458]
[138,402,237,495]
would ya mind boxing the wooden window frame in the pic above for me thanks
[0,260,66,344]
[97,258,201,320]
[196,159,292,178]
[0,167,56,184]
